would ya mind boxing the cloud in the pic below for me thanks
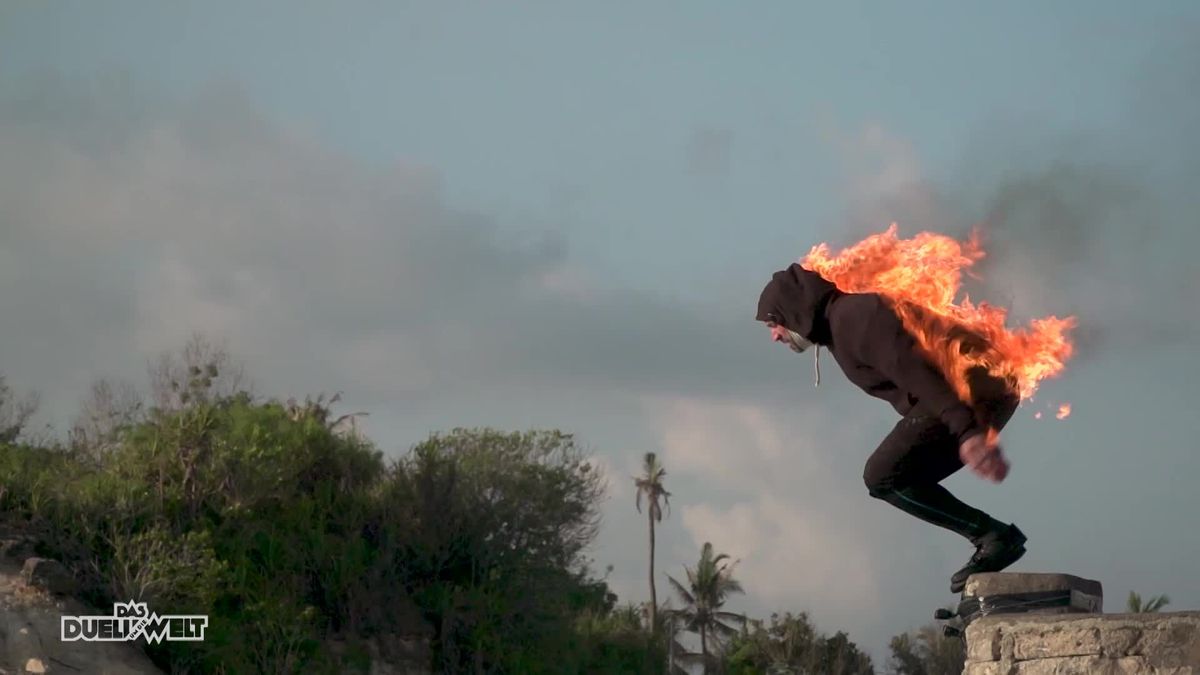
[585,453,629,504]
[946,111,1200,359]
[0,76,792,433]
[640,393,921,637]
[680,495,881,619]
[818,121,957,243]
[643,393,829,492]
[814,36,1200,370]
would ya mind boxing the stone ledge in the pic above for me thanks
[964,655,1195,675]
[965,611,1200,674]
[965,572,1103,600]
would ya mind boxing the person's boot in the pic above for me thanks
[951,523,1027,593]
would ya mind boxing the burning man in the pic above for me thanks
[756,260,1027,593]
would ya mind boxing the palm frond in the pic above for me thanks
[710,620,742,640]
[671,650,707,666]
[1127,591,1142,612]
[720,578,746,597]
[666,574,696,605]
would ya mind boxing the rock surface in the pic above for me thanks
[0,557,165,674]
[18,559,75,597]
[964,572,1103,602]
[964,611,1200,674]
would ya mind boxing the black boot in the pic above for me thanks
[871,484,1004,541]
[950,524,1027,593]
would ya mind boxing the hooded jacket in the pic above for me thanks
[756,263,986,444]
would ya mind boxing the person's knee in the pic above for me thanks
[863,457,894,497]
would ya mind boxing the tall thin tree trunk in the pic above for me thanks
[667,615,675,673]
[648,508,657,630]
[701,625,709,675]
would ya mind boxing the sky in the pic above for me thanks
[2,1,1199,667]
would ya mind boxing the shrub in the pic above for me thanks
[0,396,651,673]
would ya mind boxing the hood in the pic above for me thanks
[755,263,841,345]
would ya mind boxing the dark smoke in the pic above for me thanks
[852,29,1200,365]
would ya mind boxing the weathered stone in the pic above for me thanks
[1100,628,1143,657]
[0,538,35,564]
[964,572,1104,618]
[964,662,1007,675]
[0,555,166,674]
[1008,655,1165,674]
[1104,656,1153,675]
[1012,655,1108,674]
[967,623,1002,662]
[965,611,1200,674]
[1141,620,1200,668]
[19,558,75,595]
[1010,627,1102,660]
[965,573,1103,599]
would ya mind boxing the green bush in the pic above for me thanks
[0,391,661,673]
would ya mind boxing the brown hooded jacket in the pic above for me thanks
[756,263,987,444]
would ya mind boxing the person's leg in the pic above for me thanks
[864,367,1022,512]
[935,368,1027,590]
[863,413,1006,540]
[864,368,1027,591]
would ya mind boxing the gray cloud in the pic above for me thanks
[954,144,1197,361]
[0,76,791,437]
[0,75,977,659]
[822,33,1200,370]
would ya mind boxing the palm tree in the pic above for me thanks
[634,451,671,631]
[1127,591,1170,613]
[666,541,746,674]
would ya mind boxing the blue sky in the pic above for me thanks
[3,1,1198,666]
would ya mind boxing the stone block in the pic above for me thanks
[964,663,1006,675]
[964,572,1104,617]
[20,557,76,595]
[966,573,1103,598]
[1010,626,1102,660]
[967,623,1002,662]
[965,611,1200,674]
[1100,627,1143,657]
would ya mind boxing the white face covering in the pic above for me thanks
[785,329,814,354]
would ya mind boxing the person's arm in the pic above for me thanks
[863,301,985,444]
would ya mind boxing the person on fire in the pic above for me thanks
[757,261,1026,593]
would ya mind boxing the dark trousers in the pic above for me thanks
[863,367,1021,541]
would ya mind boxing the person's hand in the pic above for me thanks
[959,431,1009,483]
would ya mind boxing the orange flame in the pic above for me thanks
[1056,403,1072,420]
[802,223,1076,404]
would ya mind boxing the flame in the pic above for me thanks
[1056,403,1072,420]
[802,223,1076,404]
